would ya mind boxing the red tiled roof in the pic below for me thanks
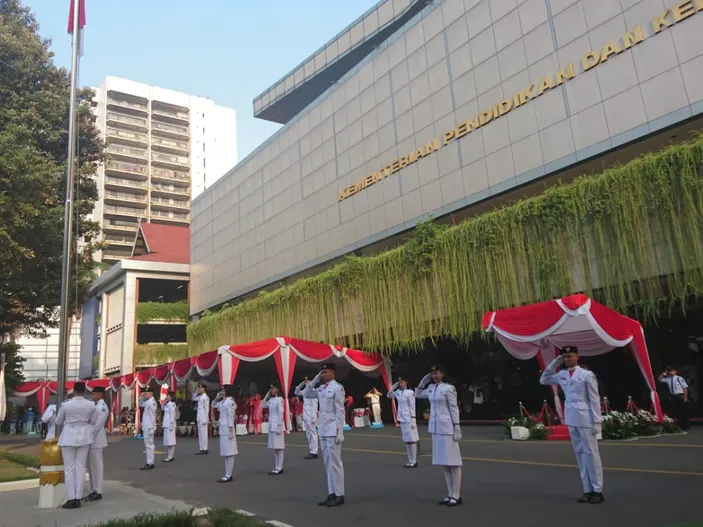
[129,223,190,265]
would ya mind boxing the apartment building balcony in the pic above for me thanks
[150,209,189,225]
[104,204,147,220]
[151,196,190,213]
[151,182,190,198]
[105,160,148,180]
[103,218,139,234]
[107,144,148,163]
[106,127,148,147]
[151,120,189,140]
[151,135,189,155]
[151,103,189,124]
[106,111,148,132]
[104,190,148,208]
[104,176,148,194]
[151,151,189,170]
[104,234,136,247]
[101,253,129,265]
[106,96,148,115]
[150,166,190,185]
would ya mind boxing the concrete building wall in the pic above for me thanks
[190,0,703,315]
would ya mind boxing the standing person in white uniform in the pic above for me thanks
[387,377,419,468]
[87,387,109,502]
[195,385,210,455]
[161,391,177,462]
[41,403,57,440]
[303,362,346,507]
[295,377,319,459]
[212,384,238,482]
[541,346,604,504]
[138,387,157,471]
[365,387,383,425]
[263,383,286,475]
[55,382,97,509]
[416,365,463,507]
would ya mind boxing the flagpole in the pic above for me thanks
[56,0,82,413]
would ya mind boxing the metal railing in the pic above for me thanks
[151,210,189,220]
[104,235,134,244]
[151,167,189,181]
[105,160,148,176]
[151,196,189,207]
[107,144,148,159]
[106,127,147,144]
[105,191,147,203]
[152,151,189,166]
[105,176,147,188]
[152,136,188,150]
[151,182,189,194]
[102,254,128,261]
[151,121,189,135]
[107,97,147,112]
[106,112,147,127]
[104,219,138,230]
[104,205,146,217]
[152,106,189,120]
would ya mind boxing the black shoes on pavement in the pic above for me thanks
[578,492,605,504]
[139,464,155,471]
[62,499,81,509]
[304,453,318,459]
[196,450,209,456]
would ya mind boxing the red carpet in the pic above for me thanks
[547,424,570,441]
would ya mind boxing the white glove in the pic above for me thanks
[410,420,416,429]
[553,356,565,366]
[391,381,399,390]
[453,425,462,442]
[335,429,344,444]
[419,373,432,388]
[592,423,602,436]
[228,428,234,440]
[311,372,322,386]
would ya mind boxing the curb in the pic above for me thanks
[0,473,90,493]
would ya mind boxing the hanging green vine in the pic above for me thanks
[134,343,189,367]
[187,136,703,356]
[136,301,189,324]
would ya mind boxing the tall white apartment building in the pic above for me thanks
[91,76,237,265]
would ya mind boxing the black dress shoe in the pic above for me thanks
[162,458,174,463]
[87,493,102,502]
[139,464,155,470]
[196,450,209,456]
[318,494,335,506]
[61,500,76,509]
[403,462,418,468]
[304,454,318,459]
[447,497,462,507]
[327,495,344,507]
[438,497,451,505]
[577,492,593,503]
[217,476,233,483]
[588,492,605,504]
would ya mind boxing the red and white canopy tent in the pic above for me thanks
[13,379,112,415]
[482,294,663,422]
[14,337,395,430]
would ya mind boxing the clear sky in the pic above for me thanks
[25,0,378,160]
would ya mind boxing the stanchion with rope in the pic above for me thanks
[38,438,65,508]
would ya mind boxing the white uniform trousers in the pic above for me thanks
[88,447,104,494]
[372,403,382,424]
[62,445,90,500]
[320,437,344,496]
[569,426,603,493]
[197,422,209,451]
[144,431,155,465]
[303,419,318,455]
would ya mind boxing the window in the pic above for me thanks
[203,158,206,168]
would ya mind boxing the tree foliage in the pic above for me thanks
[0,0,104,338]
[1,342,25,390]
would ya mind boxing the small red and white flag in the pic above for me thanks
[67,0,86,56]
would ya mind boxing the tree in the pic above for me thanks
[0,0,105,340]
[0,342,25,390]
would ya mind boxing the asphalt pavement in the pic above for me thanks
[101,426,703,527]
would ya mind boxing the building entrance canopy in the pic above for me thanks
[482,294,662,422]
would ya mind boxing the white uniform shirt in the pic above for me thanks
[265,396,284,433]
[56,397,98,447]
[540,362,602,428]
[368,392,381,405]
[213,397,236,435]
[196,393,210,424]
[387,388,416,423]
[302,379,345,437]
[41,404,57,440]
[415,383,460,435]
[91,399,109,449]
[661,375,688,395]
[294,384,319,424]
[139,397,157,433]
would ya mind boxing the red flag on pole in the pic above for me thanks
[67,0,86,34]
